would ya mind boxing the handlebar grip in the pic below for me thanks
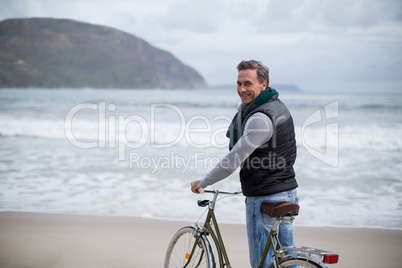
[197,188,205,194]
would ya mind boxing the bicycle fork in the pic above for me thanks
[186,211,233,268]
[183,227,206,268]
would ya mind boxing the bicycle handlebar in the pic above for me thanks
[198,188,242,195]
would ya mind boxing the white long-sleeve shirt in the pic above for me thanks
[200,112,273,188]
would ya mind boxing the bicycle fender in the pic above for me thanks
[280,253,327,268]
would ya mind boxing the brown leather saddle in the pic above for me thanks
[260,201,299,217]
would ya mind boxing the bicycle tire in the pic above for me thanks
[267,257,324,268]
[164,226,215,268]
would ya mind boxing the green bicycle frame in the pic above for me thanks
[176,190,338,268]
[258,224,284,268]
[203,206,232,268]
[182,203,232,268]
[184,190,233,268]
[182,205,231,268]
[185,209,287,268]
[184,192,289,268]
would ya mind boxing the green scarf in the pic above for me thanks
[227,87,277,150]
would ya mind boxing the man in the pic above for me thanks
[191,60,298,267]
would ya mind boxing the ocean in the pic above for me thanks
[0,88,401,230]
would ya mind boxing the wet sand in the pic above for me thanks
[0,212,401,267]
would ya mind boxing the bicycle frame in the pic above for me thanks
[184,191,232,268]
[258,219,284,267]
[187,190,284,268]
[202,193,232,268]
[183,190,338,268]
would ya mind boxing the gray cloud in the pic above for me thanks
[154,0,225,33]
[254,0,402,33]
[0,0,401,92]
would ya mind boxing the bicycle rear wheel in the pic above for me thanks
[268,257,324,268]
[164,226,215,268]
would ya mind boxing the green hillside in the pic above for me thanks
[0,18,208,89]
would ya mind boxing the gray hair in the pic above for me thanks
[237,60,269,85]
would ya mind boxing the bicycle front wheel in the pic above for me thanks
[164,226,215,268]
[268,257,324,268]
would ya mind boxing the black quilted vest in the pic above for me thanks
[229,94,298,197]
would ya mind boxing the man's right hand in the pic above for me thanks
[191,180,202,194]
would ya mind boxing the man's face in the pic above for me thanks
[237,69,267,104]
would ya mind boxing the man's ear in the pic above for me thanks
[261,81,268,90]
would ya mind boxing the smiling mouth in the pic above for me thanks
[240,94,251,99]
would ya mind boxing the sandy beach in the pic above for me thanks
[0,212,401,268]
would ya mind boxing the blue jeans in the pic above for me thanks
[246,189,299,268]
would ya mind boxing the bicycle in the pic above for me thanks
[164,189,339,268]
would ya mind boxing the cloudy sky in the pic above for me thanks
[1,0,401,92]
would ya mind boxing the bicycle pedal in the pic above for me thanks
[197,199,210,207]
